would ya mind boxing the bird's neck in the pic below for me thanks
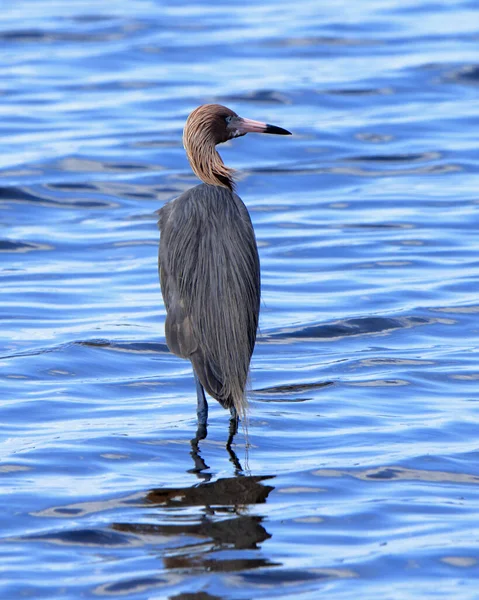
[184,138,235,191]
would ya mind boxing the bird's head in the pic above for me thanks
[183,103,291,190]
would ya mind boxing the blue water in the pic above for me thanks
[1,0,479,598]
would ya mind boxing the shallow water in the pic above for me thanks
[1,0,479,598]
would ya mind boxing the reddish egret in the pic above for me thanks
[158,104,291,428]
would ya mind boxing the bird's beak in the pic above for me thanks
[235,117,292,136]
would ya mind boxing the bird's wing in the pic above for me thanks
[164,293,198,358]
[158,203,199,359]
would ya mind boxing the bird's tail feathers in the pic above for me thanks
[191,346,250,420]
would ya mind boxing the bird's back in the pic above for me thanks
[158,183,260,416]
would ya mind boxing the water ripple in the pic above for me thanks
[1,0,479,598]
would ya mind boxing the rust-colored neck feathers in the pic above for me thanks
[183,104,236,191]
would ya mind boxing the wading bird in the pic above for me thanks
[158,104,291,429]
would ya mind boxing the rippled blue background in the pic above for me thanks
[1,1,479,598]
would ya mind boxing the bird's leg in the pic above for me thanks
[229,405,239,435]
[228,406,238,435]
[194,373,208,426]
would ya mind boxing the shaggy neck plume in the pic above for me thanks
[183,110,235,191]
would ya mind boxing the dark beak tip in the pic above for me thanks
[265,124,292,136]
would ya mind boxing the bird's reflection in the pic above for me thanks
[114,472,274,546]
[112,426,275,571]
[189,417,242,481]
[109,414,276,578]
[189,422,210,479]
[113,476,275,572]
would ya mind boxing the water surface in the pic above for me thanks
[1,0,479,598]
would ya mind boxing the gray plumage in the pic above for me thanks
[159,183,260,417]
